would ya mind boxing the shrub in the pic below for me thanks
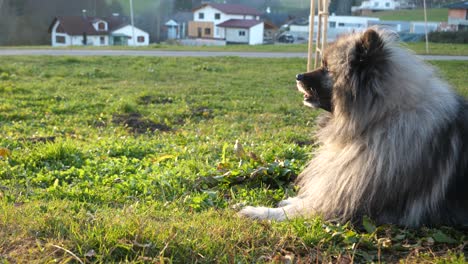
[428,31,468,44]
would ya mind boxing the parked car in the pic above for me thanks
[278,34,294,43]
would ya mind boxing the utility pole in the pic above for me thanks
[423,0,429,53]
[129,0,136,46]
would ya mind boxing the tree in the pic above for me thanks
[108,0,124,15]
[330,0,352,15]
[0,0,125,45]
[174,0,193,11]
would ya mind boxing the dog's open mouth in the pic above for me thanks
[297,81,321,108]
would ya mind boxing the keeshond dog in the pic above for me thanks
[239,28,468,227]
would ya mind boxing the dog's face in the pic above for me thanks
[296,29,389,114]
[296,63,333,112]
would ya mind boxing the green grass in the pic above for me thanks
[2,41,468,55]
[0,56,467,263]
[403,42,468,55]
[368,8,449,22]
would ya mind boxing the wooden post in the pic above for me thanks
[321,0,329,60]
[307,0,316,72]
[308,0,329,71]
[315,0,323,69]
[316,0,329,68]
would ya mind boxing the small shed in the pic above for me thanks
[165,20,179,39]
[164,12,192,40]
[216,19,264,45]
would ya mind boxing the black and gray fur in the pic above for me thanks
[239,28,468,227]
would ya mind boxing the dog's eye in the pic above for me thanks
[322,60,329,72]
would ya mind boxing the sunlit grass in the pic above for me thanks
[0,56,466,262]
[2,41,468,56]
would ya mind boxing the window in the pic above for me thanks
[329,21,336,28]
[137,36,145,43]
[56,35,65,43]
[198,12,204,19]
[98,22,106,30]
[239,30,246,36]
[338,22,345,27]
[100,36,105,44]
[374,2,379,6]
[385,2,390,7]
[204,28,211,35]
[215,13,221,20]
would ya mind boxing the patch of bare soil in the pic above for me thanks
[137,95,173,105]
[112,113,171,134]
[22,136,56,144]
[191,107,213,120]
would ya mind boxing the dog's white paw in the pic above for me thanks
[277,197,299,207]
[237,206,286,221]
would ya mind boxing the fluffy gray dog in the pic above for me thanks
[239,28,468,227]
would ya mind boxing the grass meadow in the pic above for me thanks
[367,8,449,22]
[3,42,468,56]
[0,55,467,263]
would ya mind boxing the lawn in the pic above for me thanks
[368,8,449,22]
[3,41,468,56]
[0,56,467,263]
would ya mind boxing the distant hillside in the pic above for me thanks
[367,8,448,22]
[109,0,158,15]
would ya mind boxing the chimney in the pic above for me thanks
[82,9,87,19]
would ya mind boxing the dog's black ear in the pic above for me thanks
[356,29,385,62]
[361,29,382,52]
[350,29,388,98]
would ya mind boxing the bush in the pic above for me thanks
[428,31,468,44]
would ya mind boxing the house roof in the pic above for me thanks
[445,1,468,9]
[216,19,263,29]
[49,15,129,36]
[193,3,261,16]
[165,20,178,26]
[263,20,278,30]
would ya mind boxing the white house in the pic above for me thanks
[352,0,402,14]
[188,3,264,45]
[112,25,149,46]
[288,15,380,42]
[217,19,264,45]
[49,15,149,47]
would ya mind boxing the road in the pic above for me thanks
[0,49,467,60]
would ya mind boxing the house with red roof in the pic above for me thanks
[188,3,264,45]
[446,1,468,31]
[49,14,149,47]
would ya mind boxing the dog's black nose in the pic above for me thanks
[296,74,304,81]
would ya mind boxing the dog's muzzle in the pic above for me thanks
[296,73,321,109]
[295,71,332,112]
